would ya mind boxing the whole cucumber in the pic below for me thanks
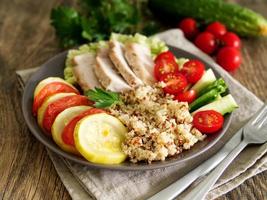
[148,0,267,37]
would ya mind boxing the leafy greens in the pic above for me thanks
[50,0,159,47]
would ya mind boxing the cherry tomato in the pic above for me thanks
[154,51,175,63]
[32,82,79,116]
[193,110,224,134]
[216,47,241,71]
[154,56,179,81]
[175,89,197,103]
[206,21,227,39]
[62,108,105,146]
[179,18,199,39]
[180,60,205,83]
[160,73,188,95]
[220,32,241,49]
[42,95,92,133]
[194,32,217,54]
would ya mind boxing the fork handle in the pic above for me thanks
[182,140,248,200]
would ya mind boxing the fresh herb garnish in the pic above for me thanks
[50,0,160,47]
[85,88,123,108]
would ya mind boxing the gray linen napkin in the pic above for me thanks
[17,29,267,200]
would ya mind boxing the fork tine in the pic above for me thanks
[252,105,267,125]
[258,115,267,128]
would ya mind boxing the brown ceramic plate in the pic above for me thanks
[22,46,232,171]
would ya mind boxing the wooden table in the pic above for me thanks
[0,0,266,199]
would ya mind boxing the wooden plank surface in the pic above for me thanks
[0,0,266,199]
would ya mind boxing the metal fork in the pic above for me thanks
[182,105,267,200]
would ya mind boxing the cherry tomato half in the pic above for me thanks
[216,47,241,71]
[179,18,199,39]
[154,55,179,81]
[220,32,241,49]
[32,82,79,116]
[42,95,92,133]
[206,21,227,39]
[175,89,197,103]
[62,108,105,146]
[160,73,188,95]
[180,60,205,83]
[194,32,217,55]
[193,110,224,134]
[154,51,175,63]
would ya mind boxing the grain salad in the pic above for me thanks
[109,83,206,163]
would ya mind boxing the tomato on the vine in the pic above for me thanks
[206,21,227,39]
[194,32,217,54]
[160,73,188,95]
[179,18,199,39]
[220,32,241,49]
[216,47,241,71]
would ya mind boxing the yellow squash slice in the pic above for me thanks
[74,113,127,164]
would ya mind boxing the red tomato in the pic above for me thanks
[154,56,179,81]
[175,90,197,103]
[154,51,175,63]
[216,47,241,71]
[62,108,105,146]
[179,18,199,39]
[193,110,224,134]
[42,95,92,133]
[206,21,227,39]
[160,73,188,95]
[180,60,205,83]
[194,32,217,54]
[32,82,79,116]
[220,32,241,49]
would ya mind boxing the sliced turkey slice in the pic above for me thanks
[73,53,101,91]
[109,40,143,87]
[94,46,131,92]
[124,42,156,85]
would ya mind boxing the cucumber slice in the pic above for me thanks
[192,94,238,115]
[191,69,216,94]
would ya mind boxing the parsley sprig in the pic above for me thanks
[85,88,123,108]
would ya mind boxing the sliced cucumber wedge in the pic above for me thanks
[191,69,216,94]
[192,94,238,115]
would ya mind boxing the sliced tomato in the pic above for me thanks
[193,110,224,134]
[154,53,179,81]
[42,95,92,133]
[62,108,105,146]
[175,89,197,103]
[160,73,188,95]
[180,60,205,83]
[154,51,176,63]
[32,82,79,116]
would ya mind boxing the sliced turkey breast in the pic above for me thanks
[124,42,156,85]
[72,53,101,91]
[94,46,131,92]
[109,40,143,87]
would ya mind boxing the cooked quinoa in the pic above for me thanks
[109,84,206,163]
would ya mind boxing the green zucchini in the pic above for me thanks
[148,0,267,37]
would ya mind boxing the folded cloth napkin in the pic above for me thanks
[17,29,267,200]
